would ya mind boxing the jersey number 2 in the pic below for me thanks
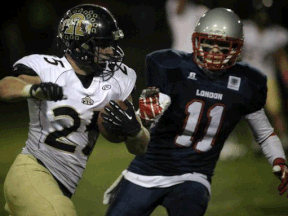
[44,107,98,156]
[175,100,225,152]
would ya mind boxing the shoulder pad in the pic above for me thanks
[13,54,71,82]
[12,63,38,77]
[146,49,185,69]
[235,62,267,85]
[14,54,70,70]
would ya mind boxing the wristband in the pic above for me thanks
[273,158,287,166]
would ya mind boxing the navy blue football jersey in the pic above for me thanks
[128,49,267,179]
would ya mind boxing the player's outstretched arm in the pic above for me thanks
[0,75,66,102]
[0,75,40,102]
[245,108,288,196]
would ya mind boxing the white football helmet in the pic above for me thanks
[192,8,244,71]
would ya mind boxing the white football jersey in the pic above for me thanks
[15,54,136,194]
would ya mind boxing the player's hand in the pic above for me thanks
[28,82,67,101]
[138,87,171,127]
[272,158,288,196]
[101,100,141,137]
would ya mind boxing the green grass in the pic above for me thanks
[1,106,288,216]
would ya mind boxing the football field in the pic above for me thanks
[1,102,288,216]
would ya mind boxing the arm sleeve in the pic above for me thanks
[250,76,267,114]
[245,108,286,165]
[12,63,38,77]
[13,55,41,75]
[260,135,286,165]
[242,69,268,115]
[145,54,171,95]
[244,108,274,143]
[12,55,47,80]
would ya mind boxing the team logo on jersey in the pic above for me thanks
[82,96,94,105]
[227,76,241,91]
[102,85,111,90]
[188,72,197,80]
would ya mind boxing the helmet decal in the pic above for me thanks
[61,14,93,37]
[57,4,125,80]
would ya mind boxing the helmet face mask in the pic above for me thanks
[193,33,243,70]
[192,8,244,71]
[57,4,124,79]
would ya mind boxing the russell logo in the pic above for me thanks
[102,85,111,90]
[188,72,197,80]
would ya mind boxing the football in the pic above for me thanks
[97,100,127,143]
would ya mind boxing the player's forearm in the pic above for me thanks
[125,126,150,155]
[245,108,286,165]
[260,134,286,165]
[0,76,31,102]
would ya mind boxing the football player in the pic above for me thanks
[0,4,149,216]
[104,8,288,216]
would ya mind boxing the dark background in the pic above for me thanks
[1,0,287,116]
[1,1,288,215]
[1,0,288,100]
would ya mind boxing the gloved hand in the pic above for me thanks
[272,158,288,196]
[101,100,141,137]
[138,87,171,127]
[24,82,67,101]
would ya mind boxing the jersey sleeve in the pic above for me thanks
[12,55,69,83]
[145,51,176,95]
[13,55,45,77]
[245,66,268,114]
[115,64,137,101]
[12,63,38,77]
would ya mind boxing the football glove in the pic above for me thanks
[101,100,141,137]
[272,158,288,196]
[27,82,67,101]
[138,87,171,127]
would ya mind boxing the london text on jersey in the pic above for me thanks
[196,89,223,100]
